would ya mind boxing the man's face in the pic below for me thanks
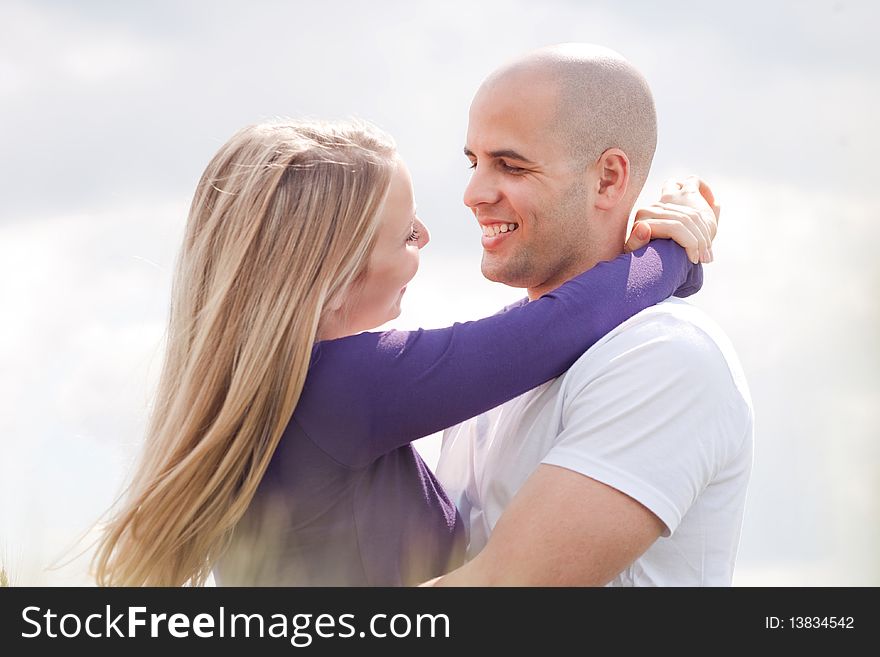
[463,75,595,295]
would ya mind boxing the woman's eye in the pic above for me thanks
[467,161,477,170]
[408,227,421,242]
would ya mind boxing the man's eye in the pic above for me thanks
[467,161,477,170]
[500,161,524,173]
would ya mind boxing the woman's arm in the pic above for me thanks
[293,238,700,468]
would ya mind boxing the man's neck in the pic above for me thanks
[526,243,622,301]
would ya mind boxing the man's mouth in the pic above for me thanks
[480,222,519,237]
[480,222,519,250]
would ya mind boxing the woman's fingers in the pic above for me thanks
[661,178,682,199]
[623,221,652,254]
[642,218,705,264]
[685,176,719,225]
[662,201,714,256]
[660,176,720,239]
[636,218,701,264]
[633,203,713,263]
[696,178,717,216]
[630,176,721,263]
[663,175,713,204]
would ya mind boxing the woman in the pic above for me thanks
[93,119,714,586]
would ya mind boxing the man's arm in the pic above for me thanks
[429,306,742,587]
[430,464,663,586]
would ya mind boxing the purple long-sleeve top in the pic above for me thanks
[213,240,700,586]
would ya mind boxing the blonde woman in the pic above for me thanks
[93,119,712,586]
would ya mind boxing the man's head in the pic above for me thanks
[463,44,657,298]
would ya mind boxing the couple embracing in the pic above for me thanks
[94,44,752,588]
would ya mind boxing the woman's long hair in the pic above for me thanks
[93,119,397,586]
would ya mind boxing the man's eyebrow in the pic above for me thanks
[463,146,535,165]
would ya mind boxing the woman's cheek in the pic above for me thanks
[404,249,420,285]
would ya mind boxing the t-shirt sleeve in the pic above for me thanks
[295,239,701,468]
[541,320,750,536]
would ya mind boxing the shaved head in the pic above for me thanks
[464,43,659,297]
[482,43,657,198]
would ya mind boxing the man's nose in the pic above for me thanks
[463,165,499,209]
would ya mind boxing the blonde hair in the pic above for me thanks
[93,119,397,586]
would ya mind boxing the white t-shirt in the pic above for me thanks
[436,298,754,586]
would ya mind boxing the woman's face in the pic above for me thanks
[342,156,430,334]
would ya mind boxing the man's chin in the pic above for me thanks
[479,266,502,283]
[480,259,530,288]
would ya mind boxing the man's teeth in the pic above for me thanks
[481,223,519,237]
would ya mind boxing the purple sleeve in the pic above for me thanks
[294,239,700,467]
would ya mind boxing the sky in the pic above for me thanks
[1,0,877,585]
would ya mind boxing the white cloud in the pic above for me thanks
[60,38,165,84]
[0,200,185,584]
[0,1,170,91]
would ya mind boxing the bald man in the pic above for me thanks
[431,45,753,586]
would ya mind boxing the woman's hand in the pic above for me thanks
[624,176,721,264]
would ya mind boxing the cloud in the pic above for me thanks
[0,199,187,584]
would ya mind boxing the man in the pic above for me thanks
[431,44,753,586]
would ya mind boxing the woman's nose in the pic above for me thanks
[416,218,430,249]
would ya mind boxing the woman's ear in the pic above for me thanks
[325,289,345,314]
[594,148,630,211]
[316,284,348,341]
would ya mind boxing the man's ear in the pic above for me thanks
[594,148,630,210]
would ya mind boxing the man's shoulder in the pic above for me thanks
[554,299,754,483]
[603,297,725,339]
[570,298,730,359]
[565,299,751,403]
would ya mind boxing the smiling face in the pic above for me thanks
[341,156,429,334]
[464,72,600,299]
